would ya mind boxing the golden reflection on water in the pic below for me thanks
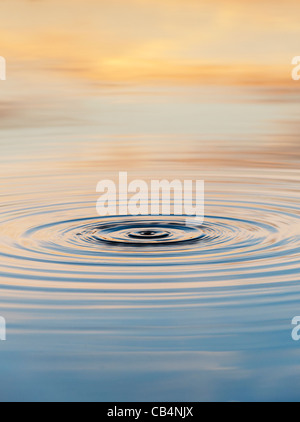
[1,0,300,402]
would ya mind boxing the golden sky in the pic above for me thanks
[1,0,300,85]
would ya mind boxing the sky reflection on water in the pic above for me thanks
[1,0,300,401]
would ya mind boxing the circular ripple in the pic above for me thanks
[93,220,203,245]
[0,185,300,302]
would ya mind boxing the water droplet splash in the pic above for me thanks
[91,218,203,245]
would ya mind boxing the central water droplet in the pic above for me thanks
[128,229,170,240]
[140,231,156,236]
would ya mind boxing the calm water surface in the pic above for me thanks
[0,83,300,401]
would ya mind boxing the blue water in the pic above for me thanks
[0,85,300,401]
